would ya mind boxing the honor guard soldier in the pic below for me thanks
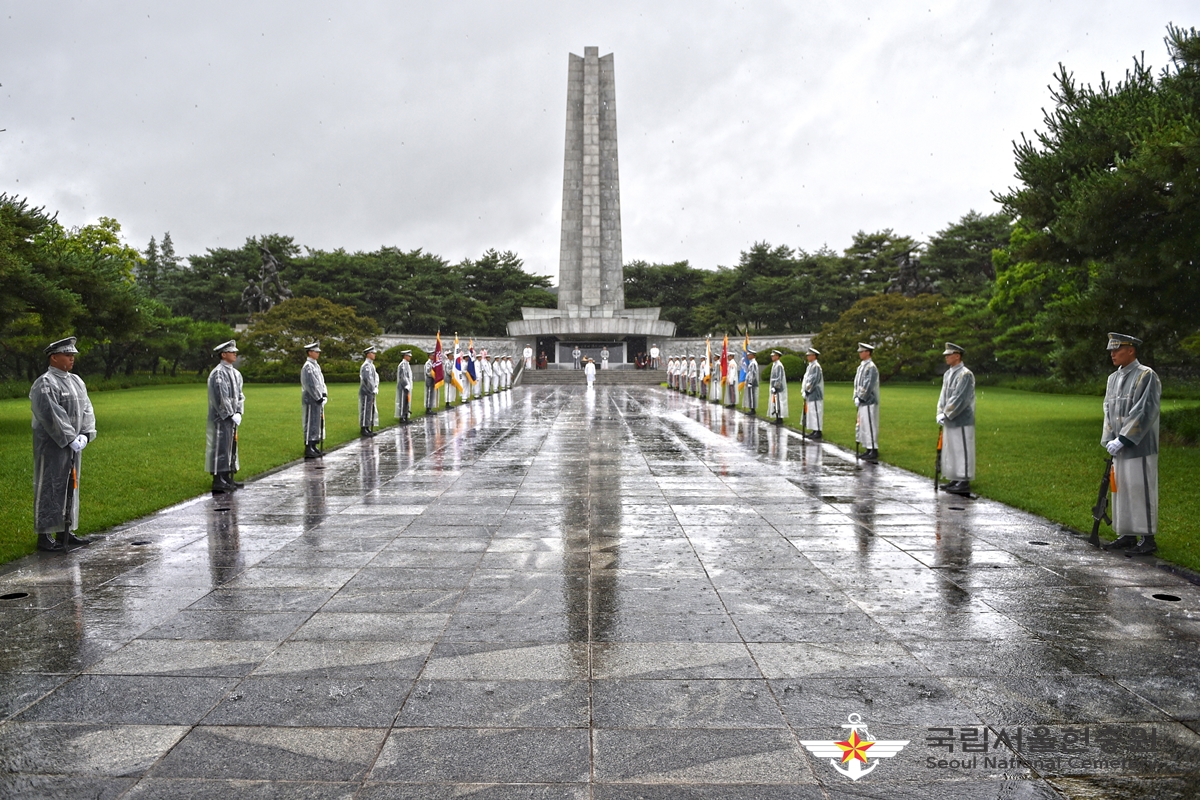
[801,347,824,440]
[601,346,610,370]
[768,350,788,424]
[854,343,880,462]
[301,342,327,459]
[742,349,759,414]
[395,349,414,423]
[1100,333,1162,555]
[31,337,96,551]
[936,343,975,495]
[725,351,739,407]
[207,340,245,493]
[573,346,582,370]
[651,343,661,369]
[424,352,438,413]
[688,355,699,395]
[359,346,379,437]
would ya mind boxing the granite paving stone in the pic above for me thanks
[1,384,1196,794]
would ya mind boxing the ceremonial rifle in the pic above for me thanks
[934,427,943,493]
[1088,457,1114,547]
[61,451,78,550]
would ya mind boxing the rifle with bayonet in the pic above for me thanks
[934,427,943,493]
[1088,457,1114,547]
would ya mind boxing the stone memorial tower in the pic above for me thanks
[508,47,675,365]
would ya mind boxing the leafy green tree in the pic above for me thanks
[995,24,1200,379]
[623,260,707,336]
[923,211,1012,297]
[456,249,555,335]
[813,293,976,381]
[240,296,381,370]
[692,267,742,335]
[844,229,920,295]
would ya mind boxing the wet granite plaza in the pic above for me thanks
[1,385,1198,799]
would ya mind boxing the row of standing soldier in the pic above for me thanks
[28,332,1159,556]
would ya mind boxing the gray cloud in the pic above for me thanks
[1,0,1193,279]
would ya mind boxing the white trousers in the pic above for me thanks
[856,404,879,448]
[942,424,975,481]
[804,399,823,431]
[1113,453,1158,536]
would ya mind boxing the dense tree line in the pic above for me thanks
[4,27,1195,385]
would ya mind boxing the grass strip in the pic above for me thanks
[0,380,442,563]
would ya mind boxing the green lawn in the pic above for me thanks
[740,380,1199,571]
[0,380,437,563]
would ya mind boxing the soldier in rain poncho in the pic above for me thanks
[709,354,723,403]
[801,347,824,440]
[301,342,327,459]
[853,342,880,462]
[359,346,379,437]
[688,356,698,395]
[1099,332,1162,555]
[936,343,974,495]
[206,340,245,493]
[742,349,759,413]
[30,337,97,551]
[424,354,438,413]
[725,352,739,407]
[768,350,788,424]
[395,349,414,423]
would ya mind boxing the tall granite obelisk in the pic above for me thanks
[508,47,674,357]
[558,46,623,313]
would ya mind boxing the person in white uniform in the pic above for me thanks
[395,349,413,424]
[601,346,610,370]
[584,357,597,388]
[768,350,788,424]
[853,343,880,462]
[742,349,759,414]
[936,342,974,495]
[31,337,97,551]
[207,340,245,492]
[523,344,534,370]
[801,347,824,440]
[359,346,379,437]
[1099,332,1162,555]
[301,342,327,459]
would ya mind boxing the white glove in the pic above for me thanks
[232,413,242,426]
[69,434,87,453]
[770,388,777,395]
[937,414,947,426]
[321,394,328,406]
[854,397,862,407]
[1106,439,1124,455]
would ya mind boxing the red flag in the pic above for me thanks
[721,334,729,383]
[432,332,445,389]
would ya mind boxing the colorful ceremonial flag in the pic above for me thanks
[703,337,711,384]
[450,335,465,393]
[720,334,729,385]
[465,339,478,384]
[738,333,750,390]
[432,331,445,390]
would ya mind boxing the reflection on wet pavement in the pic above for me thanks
[1,386,1197,796]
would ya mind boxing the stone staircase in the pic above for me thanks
[518,368,666,386]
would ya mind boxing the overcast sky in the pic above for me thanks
[1,1,1193,280]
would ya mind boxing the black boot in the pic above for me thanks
[304,442,322,459]
[1127,536,1158,555]
[864,449,879,462]
[212,473,235,493]
[227,472,245,489]
[945,481,972,496]
[64,533,91,547]
[361,427,374,438]
[810,431,822,441]
[1102,535,1138,551]
[37,533,63,552]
